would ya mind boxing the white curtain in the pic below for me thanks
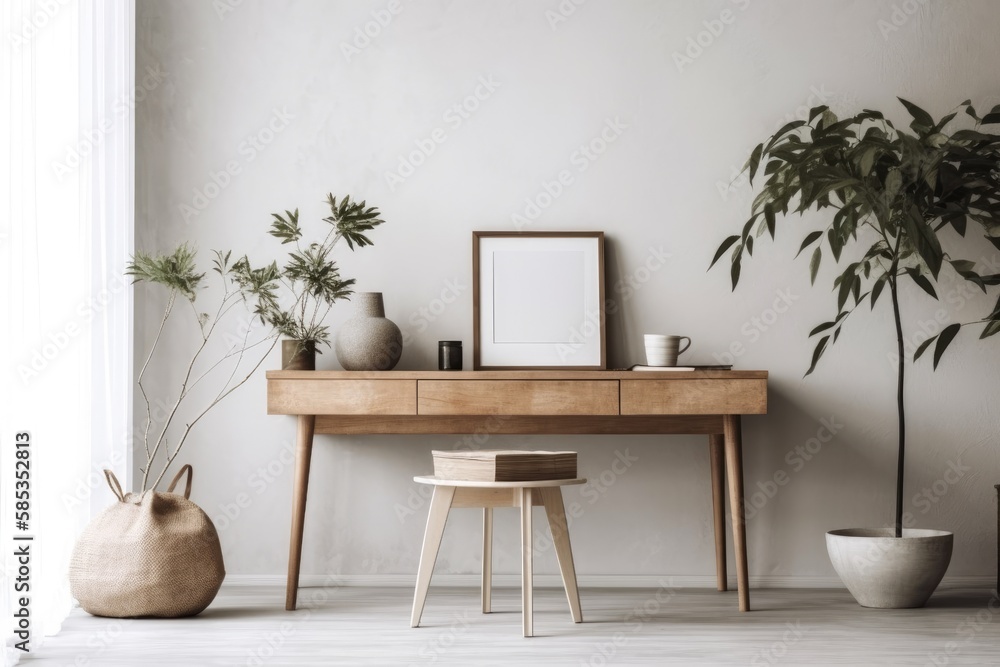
[2,0,133,661]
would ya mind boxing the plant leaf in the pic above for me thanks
[981,320,1000,339]
[932,323,961,369]
[808,105,829,123]
[766,121,806,152]
[805,335,830,376]
[871,273,889,309]
[747,143,763,186]
[903,205,944,278]
[764,204,776,239]
[810,247,822,284]
[884,168,902,205]
[859,147,876,177]
[906,268,938,299]
[914,335,937,361]
[898,97,934,132]
[837,271,855,311]
[795,231,823,258]
[809,321,836,336]
[710,235,740,269]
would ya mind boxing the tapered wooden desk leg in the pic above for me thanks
[286,414,316,611]
[723,414,750,612]
[482,507,493,613]
[709,433,728,592]
[520,488,534,637]
[411,485,456,627]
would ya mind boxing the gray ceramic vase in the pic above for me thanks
[334,292,403,371]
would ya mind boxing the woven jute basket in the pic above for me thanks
[69,465,225,618]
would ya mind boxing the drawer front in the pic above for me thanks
[418,380,619,416]
[620,379,767,415]
[268,379,417,415]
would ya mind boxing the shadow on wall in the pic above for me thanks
[604,235,628,368]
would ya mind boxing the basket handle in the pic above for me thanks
[103,469,125,502]
[166,464,193,499]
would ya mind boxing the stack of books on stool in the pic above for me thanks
[431,449,577,481]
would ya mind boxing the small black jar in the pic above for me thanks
[438,341,462,370]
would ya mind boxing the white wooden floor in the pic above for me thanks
[20,584,1000,665]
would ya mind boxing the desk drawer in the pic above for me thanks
[620,379,766,415]
[418,380,619,416]
[268,379,416,415]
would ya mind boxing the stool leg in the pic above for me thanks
[540,487,583,623]
[411,485,456,628]
[482,507,493,614]
[520,487,533,637]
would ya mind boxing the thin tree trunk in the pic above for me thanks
[890,276,905,539]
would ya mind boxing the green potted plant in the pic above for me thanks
[712,98,1000,608]
[70,245,278,617]
[239,193,386,370]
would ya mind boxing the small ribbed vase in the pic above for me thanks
[334,292,403,371]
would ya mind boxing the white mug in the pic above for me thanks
[644,334,691,367]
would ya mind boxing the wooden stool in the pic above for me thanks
[410,476,586,637]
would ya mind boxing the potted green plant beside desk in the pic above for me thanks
[712,98,1000,607]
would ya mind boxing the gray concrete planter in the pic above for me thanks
[826,528,953,608]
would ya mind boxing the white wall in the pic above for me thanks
[135,0,1000,584]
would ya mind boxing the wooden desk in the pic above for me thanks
[266,369,768,612]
